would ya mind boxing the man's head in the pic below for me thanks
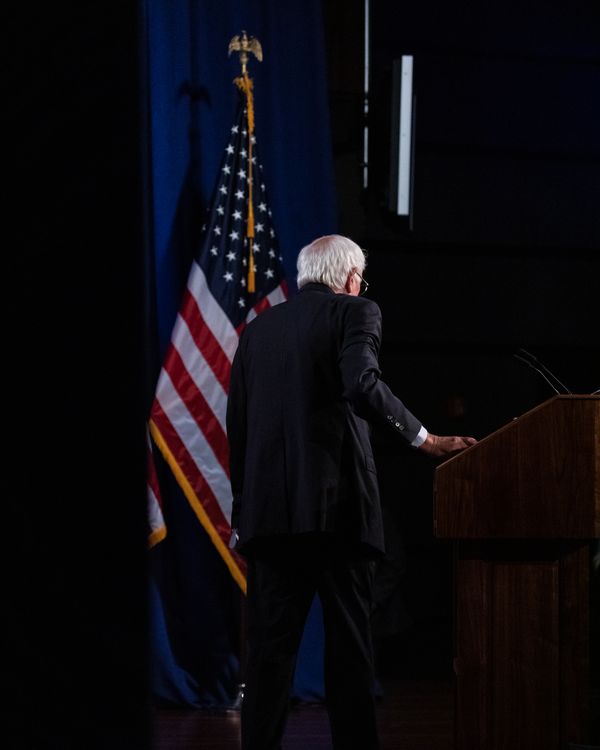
[296,235,366,295]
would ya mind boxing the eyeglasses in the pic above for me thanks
[354,270,369,296]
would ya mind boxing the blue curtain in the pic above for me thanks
[147,0,335,707]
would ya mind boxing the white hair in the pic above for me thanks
[296,235,366,291]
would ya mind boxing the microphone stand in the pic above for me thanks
[515,348,571,394]
[513,353,561,395]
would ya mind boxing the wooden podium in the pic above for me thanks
[434,395,600,750]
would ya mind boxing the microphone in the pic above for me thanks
[513,353,560,394]
[516,348,571,394]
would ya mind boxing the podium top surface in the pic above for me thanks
[434,395,600,539]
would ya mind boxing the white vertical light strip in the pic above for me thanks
[396,55,413,215]
[363,0,370,189]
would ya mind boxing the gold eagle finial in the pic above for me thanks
[228,31,263,75]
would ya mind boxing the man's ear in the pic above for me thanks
[344,269,354,294]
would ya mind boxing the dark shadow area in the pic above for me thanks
[324,1,600,739]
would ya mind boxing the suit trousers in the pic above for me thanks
[241,535,380,750]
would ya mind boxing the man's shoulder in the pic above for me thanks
[241,298,290,337]
[292,290,383,331]
[341,294,380,312]
[296,286,381,313]
[242,292,381,334]
[337,294,382,322]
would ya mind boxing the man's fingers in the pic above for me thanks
[438,435,477,455]
[419,434,477,457]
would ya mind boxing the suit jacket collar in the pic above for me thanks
[299,282,335,295]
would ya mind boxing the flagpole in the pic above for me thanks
[229,31,263,294]
[227,30,264,709]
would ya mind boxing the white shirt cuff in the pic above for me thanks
[410,425,428,448]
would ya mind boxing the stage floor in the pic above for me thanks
[151,678,453,750]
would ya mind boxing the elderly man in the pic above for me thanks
[226,234,476,750]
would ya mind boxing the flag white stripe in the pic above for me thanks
[146,425,165,538]
[171,313,230,432]
[156,370,233,518]
[267,283,287,307]
[186,261,239,362]
[148,485,164,532]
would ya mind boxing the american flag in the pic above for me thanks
[147,425,166,548]
[148,82,288,590]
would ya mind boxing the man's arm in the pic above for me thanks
[339,298,477,455]
[338,297,423,442]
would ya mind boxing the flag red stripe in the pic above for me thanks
[179,287,233,394]
[151,400,231,540]
[162,345,231,477]
[147,446,162,507]
[252,295,271,317]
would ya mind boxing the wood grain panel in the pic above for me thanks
[452,541,591,750]
[491,557,559,750]
[434,395,600,539]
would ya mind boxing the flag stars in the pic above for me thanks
[270,229,276,238]
[160,112,287,413]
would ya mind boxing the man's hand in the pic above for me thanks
[419,433,478,457]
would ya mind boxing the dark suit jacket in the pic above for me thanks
[226,282,423,558]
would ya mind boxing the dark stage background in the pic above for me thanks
[5,0,599,747]
[323,0,600,685]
